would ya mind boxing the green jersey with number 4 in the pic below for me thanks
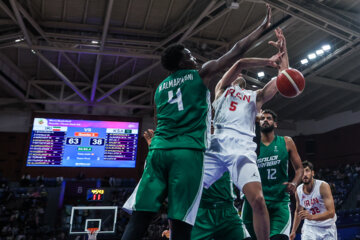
[257,135,290,202]
[150,69,210,150]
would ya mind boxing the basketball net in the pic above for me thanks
[86,228,99,240]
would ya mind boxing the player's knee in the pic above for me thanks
[250,194,266,213]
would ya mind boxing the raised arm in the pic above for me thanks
[283,136,303,195]
[214,54,282,99]
[290,191,303,240]
[299,182,336,222]
[199,4,272,85]
[256,28,288,110]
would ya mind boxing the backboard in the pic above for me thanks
[69,206,117,234]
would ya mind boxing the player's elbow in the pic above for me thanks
[329,210,335,218]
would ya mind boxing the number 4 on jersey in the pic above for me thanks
[168,88,184,111]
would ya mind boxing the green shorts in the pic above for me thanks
[241,199,291,239]
[123,149,204,225]
[191,201,250,240]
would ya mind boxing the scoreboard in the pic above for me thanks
[87,189,104,201]
[26,118,139,168]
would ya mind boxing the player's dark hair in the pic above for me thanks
[161,44,185,71]
[302,160,314,171]
[263,109,278,122]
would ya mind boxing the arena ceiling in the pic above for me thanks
[0,0,359,122]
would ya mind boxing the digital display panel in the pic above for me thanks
[87,189,104,201]
[26,118,139,168]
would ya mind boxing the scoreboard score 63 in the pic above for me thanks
[87,189,104,201]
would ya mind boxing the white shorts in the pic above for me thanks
[301,223,337,240]
[203,133,260,191]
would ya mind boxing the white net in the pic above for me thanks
[86,228,99,240]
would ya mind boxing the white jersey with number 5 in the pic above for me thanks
[297,179,337,227]
[213,85,257,138]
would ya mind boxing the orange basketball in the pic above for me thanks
[276,68,305,98]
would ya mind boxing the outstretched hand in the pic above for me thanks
[269,27,289,70]
[268,51,284,68]
[269,28,286,51]
[144,129,154,146]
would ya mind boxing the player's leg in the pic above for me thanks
[268,201,291,240]
[242,181,270,240]
[121,211,156,240]
[270,235,289,240]
[167,149,204,239]
[241,198,256,239]
[213,204,251,240]
[230,157,269,240]
[191,206,216,240]
[323,224,337,240]
[300,224,317,240]
[203,148,227,189]
[170,219,193,240]
[121,150,168,239]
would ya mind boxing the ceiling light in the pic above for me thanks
[308,53,316,60]
[91,40,99,44]
[257,72,265,78]
[252,85,257,88]
[31,49,36,54]
[229,2,240,9]
[322,44,331,51]
[15,38,24,42]
[316,49,324,56]
[301,59,309,65]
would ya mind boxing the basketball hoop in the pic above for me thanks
[86,227,99,240]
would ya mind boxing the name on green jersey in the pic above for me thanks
[257,155,280,168]
[158,73,194,92]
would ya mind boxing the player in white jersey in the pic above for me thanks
[290,161,337,240]
[203,28,288,240]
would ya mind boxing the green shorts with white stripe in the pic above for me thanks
[241,199,291,238]
[123,149,204,225]
[191,201,250,240]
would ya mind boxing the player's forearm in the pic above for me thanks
[259,77,277,104]
[311,210,335,221]
[219,58,272,89]
[232,18,268,57]
[291,168,304,186]
[278,47,289,73]
[291,211,301,234]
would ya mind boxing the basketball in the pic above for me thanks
[276,68,305,98]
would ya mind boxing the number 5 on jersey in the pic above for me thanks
[229,101,238,111]
[168,88,184,111]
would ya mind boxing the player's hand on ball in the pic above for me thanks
[283,182,296,195]
[144,129,154,146]
[299,210,313,220]
[161,229,170,239]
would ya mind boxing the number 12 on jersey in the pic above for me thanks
[267,168,277,180]
[168,88,184,111]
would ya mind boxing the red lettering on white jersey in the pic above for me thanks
[224,88,251,103]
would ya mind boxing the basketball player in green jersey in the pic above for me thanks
[122,5,273,240]
[145,129,251,240]
[241,109,303,240]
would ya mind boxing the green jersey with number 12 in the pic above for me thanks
[257,135,290,202]
[150,69,211,150]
